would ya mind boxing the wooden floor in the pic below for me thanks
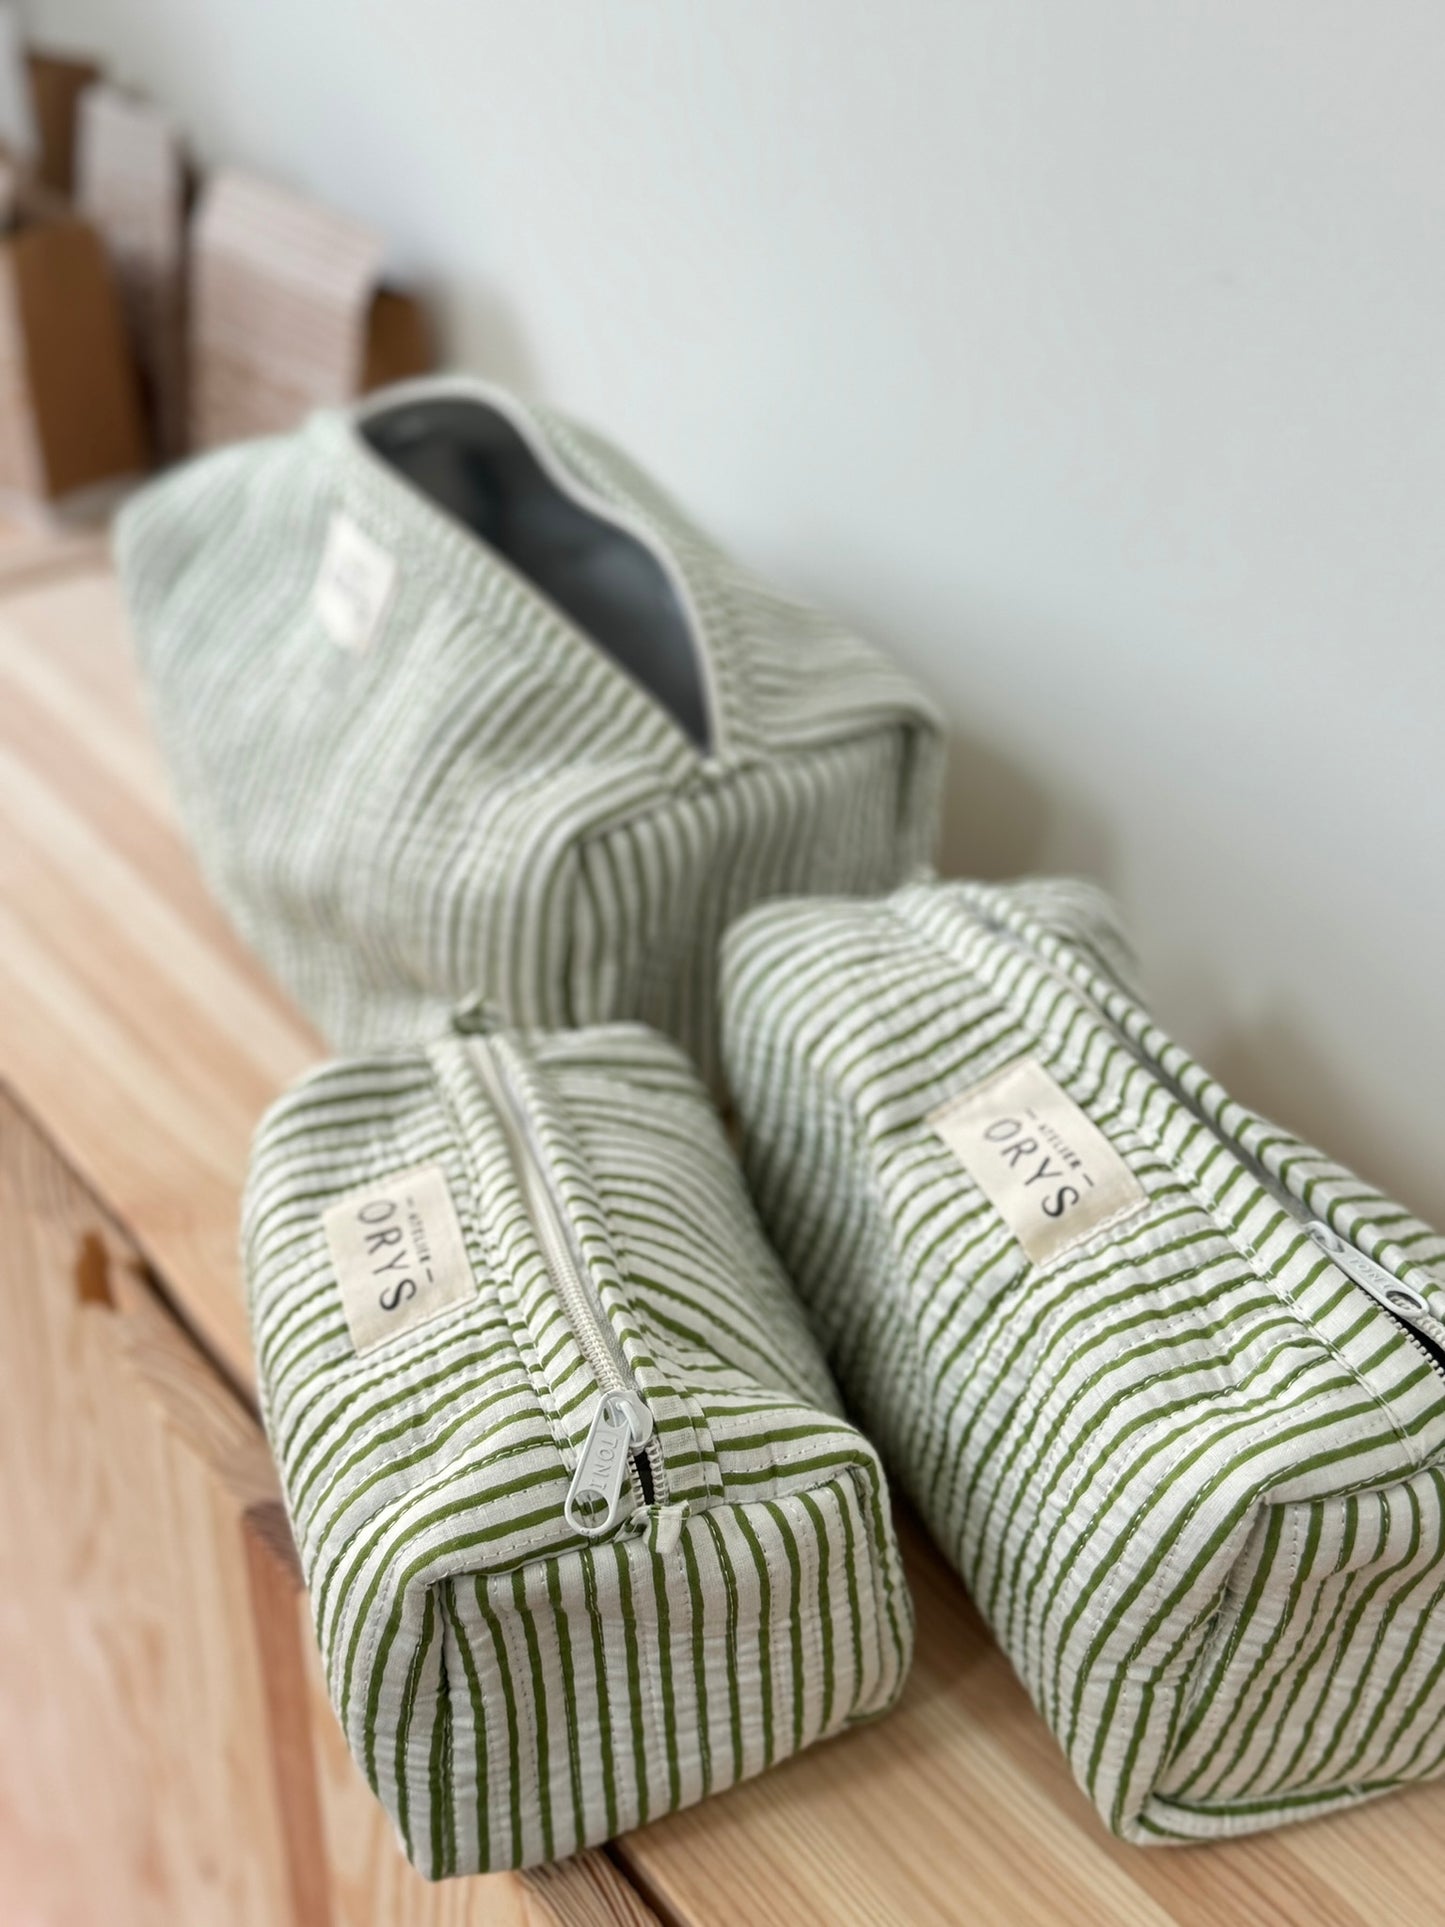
[1,561,1440,1924]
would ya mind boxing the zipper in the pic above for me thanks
[979,909,1445,1379]
[466,1033,667,1534]
[503,409,723,759]
[355,380,722,757]
[1304,1220,1445,1368]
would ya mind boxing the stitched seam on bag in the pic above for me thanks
[574,721,921,847]
[554,1107,724,1465]
[344,1465,585,1805]
[1295,1485,1445,1791]
[1046,1041,1422,1475]
[594,1213,724,1505]
[1060,1355,1427,1689]
[542,1066,717,1496]
[426,1049,574,1463]
[1102,1441,1445,1711]
[1081,1394,1355,1682]
[1166,1503,1304,1774]
[838,1462,902,1721]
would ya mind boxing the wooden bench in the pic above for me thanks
[0,559,1434,1924]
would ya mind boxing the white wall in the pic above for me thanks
[33,0,1445,1220]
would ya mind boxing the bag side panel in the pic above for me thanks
[574,729,930,1086]
[1146,1466,1445,1837]
[420,1465,910,1875]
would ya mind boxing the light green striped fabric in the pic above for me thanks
[244,1012,910,1875]
[117,375,942,1085]
[721,876,1445,1842]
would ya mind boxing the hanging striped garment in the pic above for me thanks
[244,1011,911,1875]
[721,875,1445,1842]
[116,376,942,1086]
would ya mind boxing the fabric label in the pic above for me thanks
[929,1054,1145,1266]
[313,509,396,651]
[323,1164,474,1353]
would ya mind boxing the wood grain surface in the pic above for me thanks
[0,1087,315,1925]
[0,559,1439,1924]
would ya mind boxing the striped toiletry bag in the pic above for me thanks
[116,375,943,1083]
[721,875,1445,1843]
[244,1002,911,1875]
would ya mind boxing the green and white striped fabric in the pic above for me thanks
[117,376,942,1085]
[722,876,1445,1842]
[244,1009,911,1875]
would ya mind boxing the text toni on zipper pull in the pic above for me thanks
[1307,1220,1435,1329]
[565,1391,654,1536]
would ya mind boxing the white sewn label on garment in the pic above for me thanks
[313,508,397,651]
[929,1054,1146,1266]
[323,1164,474,1353]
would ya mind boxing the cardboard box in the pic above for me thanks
[0,194,148,500]
[362,284,432,394]
[28,50,101,195]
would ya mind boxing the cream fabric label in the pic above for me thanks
[323,1164,474,1353]
[313,509,396,651]
[929,1054,1145,1266]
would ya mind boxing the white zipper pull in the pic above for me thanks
[1307,1220,1436,1330]
[564,1391,654,1537]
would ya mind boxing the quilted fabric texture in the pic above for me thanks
[117,375,942,1084]
[721,875,1445,1842]
[244,1014,911,1875]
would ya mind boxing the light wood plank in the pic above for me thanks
[0,1087,313,1925]
[0,568,318,1386]
[519,1857,662,1926]
[0,511,108,586]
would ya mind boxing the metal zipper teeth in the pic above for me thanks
[980,913,1445,1379]
[1306,1219,1445,1379]
[466,1035,667,1518]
